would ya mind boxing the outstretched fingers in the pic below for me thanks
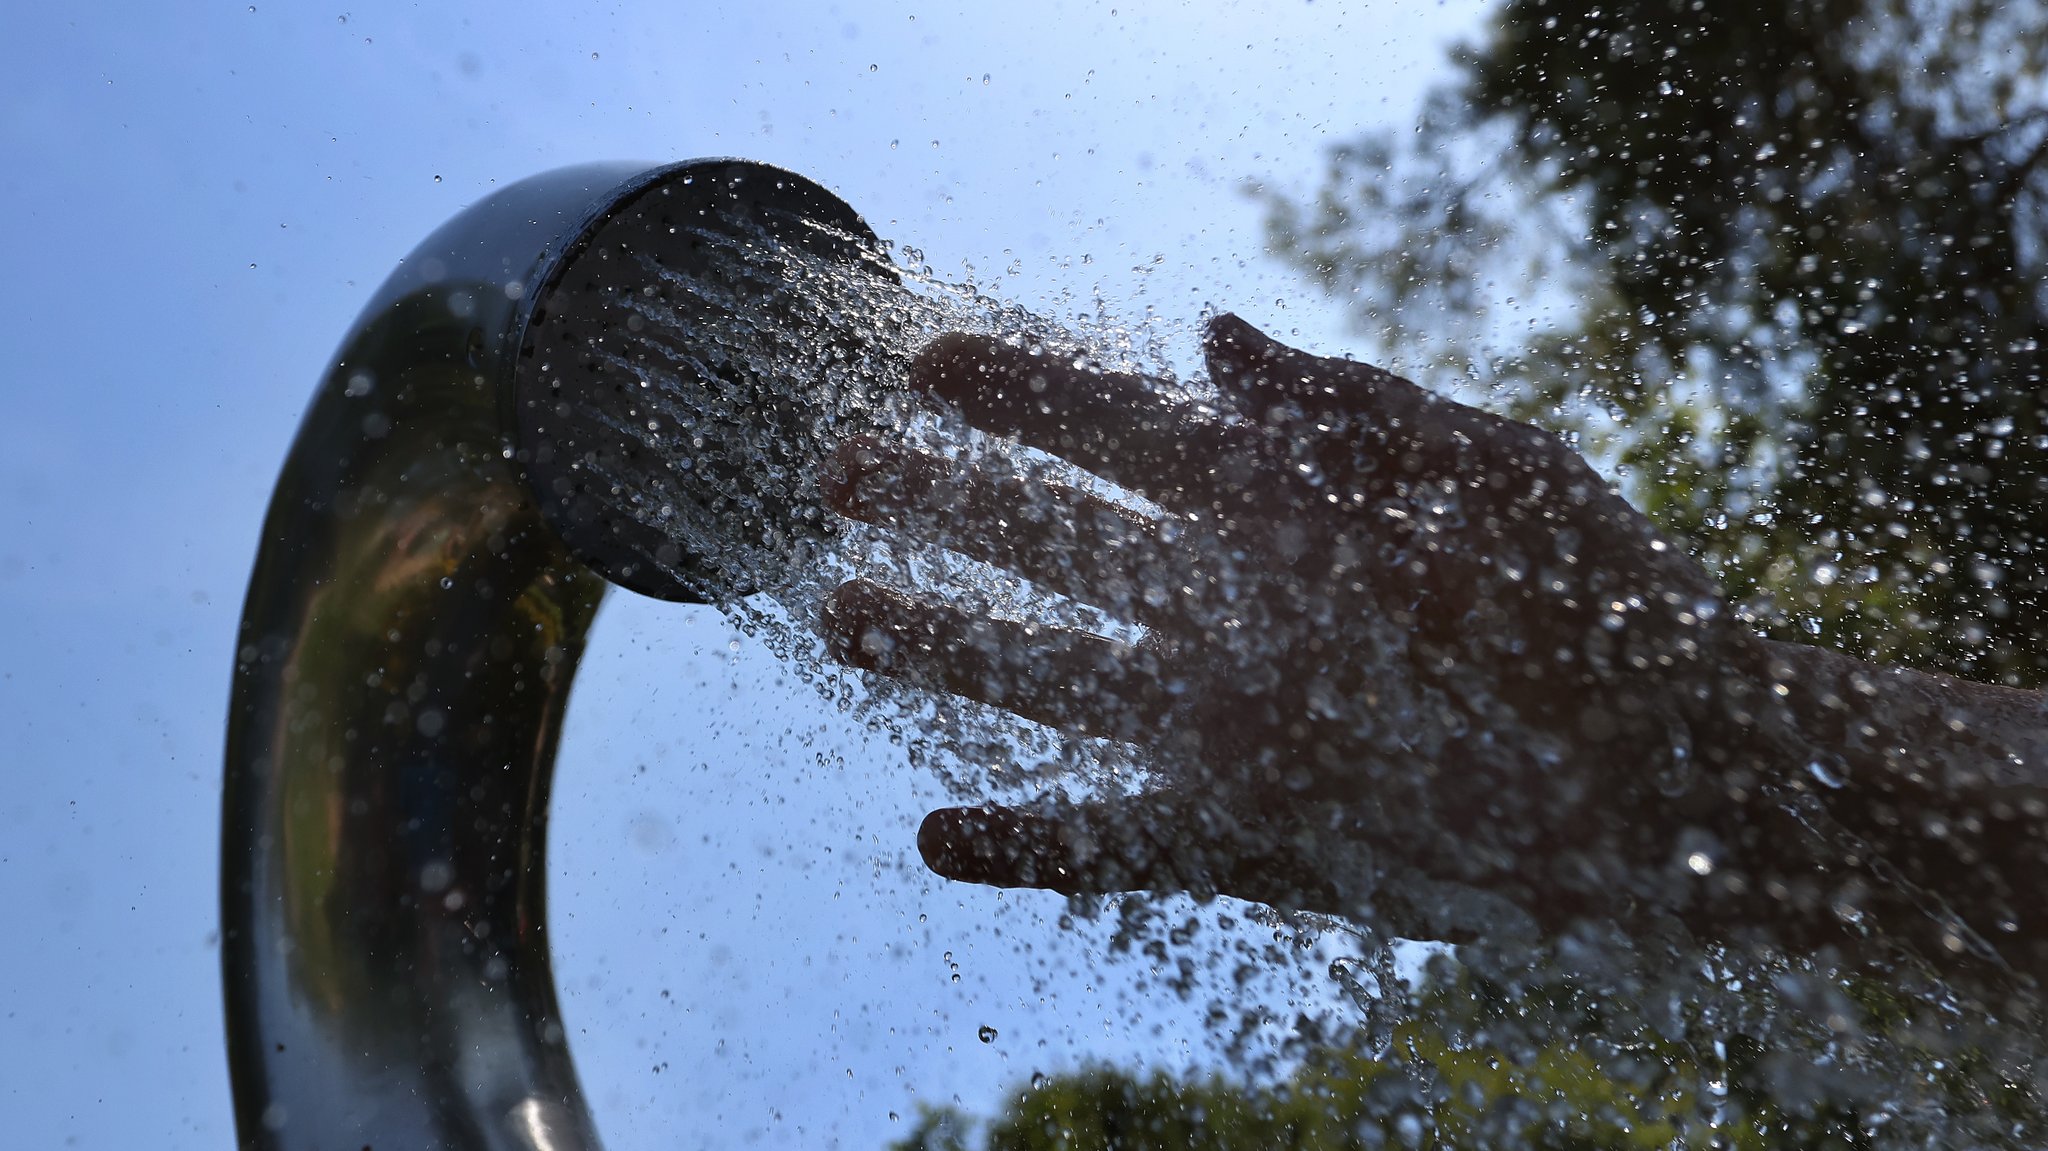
[1203,313,1594,501]
[912,333,1257,511]
[824,436,1181,620]
[1203,313,1437,430]
[917,804,1165,896]
[820,579,1175,742]
[916,799,1350,916]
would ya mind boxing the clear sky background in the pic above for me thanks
[0,2,1488,1146]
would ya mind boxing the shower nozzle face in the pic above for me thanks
[515,160,902,604]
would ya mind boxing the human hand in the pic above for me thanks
[822,314,1759,939]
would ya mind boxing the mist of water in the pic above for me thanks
[543,212,2047,1148]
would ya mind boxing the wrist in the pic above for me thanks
[1629,627,1846,952]
[1684,635,2048,980]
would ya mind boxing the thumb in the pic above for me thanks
[1201,313,1434,429]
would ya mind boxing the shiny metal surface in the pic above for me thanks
[221,159,876,1150]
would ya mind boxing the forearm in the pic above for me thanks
[1710,637,2048,977]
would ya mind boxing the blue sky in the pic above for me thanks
[0,2,1485,1146]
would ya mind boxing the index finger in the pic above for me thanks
[912,334,1260,511]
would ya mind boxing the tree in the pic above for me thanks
[886,968,1916,1150]
[1260,0,2048,685]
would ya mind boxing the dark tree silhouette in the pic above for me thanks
[1262,0,2048,685]
[887,971,1909,1150]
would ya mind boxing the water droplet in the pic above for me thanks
[976,1024,997,1043]
[868,63,878,72]
[1807,758,1846,789]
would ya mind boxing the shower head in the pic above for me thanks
[513,162,897,601]
[223,160,896,1150]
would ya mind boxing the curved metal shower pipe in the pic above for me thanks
[222,159,890,1150]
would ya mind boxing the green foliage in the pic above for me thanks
[894,1104,976,1151]
[888,970,1896,1150]
[1258,0,2048,684]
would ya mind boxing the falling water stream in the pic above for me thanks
[538,211,2045,1148]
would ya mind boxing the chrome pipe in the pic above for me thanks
[222,160,888,1150]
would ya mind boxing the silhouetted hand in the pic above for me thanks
[822,314,1767,941]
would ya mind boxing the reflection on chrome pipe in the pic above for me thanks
[223,160,890,1149]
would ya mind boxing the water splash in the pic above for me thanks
[542,212,2046,1147]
